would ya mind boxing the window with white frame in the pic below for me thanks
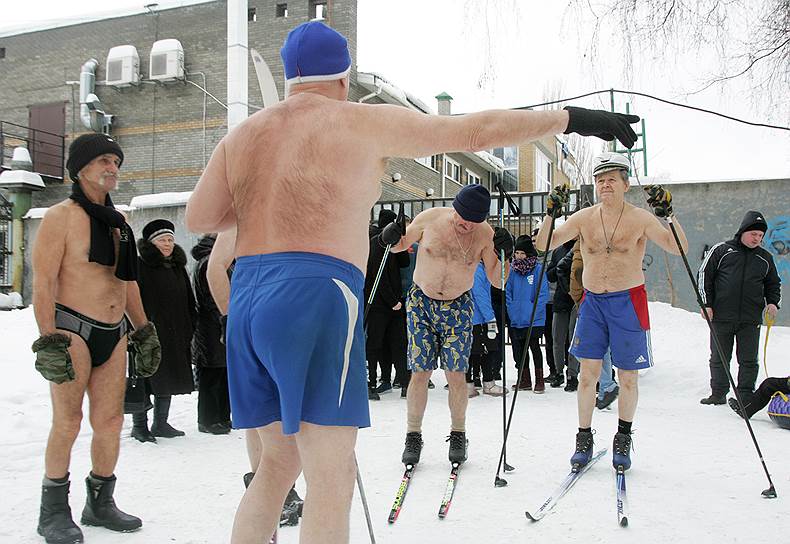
[535,148,553,192]
[444,157,461,184]
[466,170,481,185]
[415,155,440,172]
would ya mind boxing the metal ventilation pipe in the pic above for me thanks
[79,58,112,133]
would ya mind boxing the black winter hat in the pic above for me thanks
[453,184,490,223]
[514,235,536,257]
[378,208,397,227]
[143,219,175,242]
[66,133,124,182]
[737,210,768,236]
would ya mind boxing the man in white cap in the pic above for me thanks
[187,20,642,544]
[535,152,688,474]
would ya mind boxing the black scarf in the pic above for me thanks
[69,182,138,281]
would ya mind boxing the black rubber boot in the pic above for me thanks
[81,474,142,532]
[131,412,156,443]
[37,477,84,544]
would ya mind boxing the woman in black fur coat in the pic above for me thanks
[131,219,197,442]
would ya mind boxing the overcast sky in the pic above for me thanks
[2,0,789,182]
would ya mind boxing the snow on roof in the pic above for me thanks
[0,0,217,38]
[130,191,192,209]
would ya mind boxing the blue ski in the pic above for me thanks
[616,466,629,527]
[525,449,607,522]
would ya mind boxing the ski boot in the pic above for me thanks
[447,431,468,464]
[402,432,424,465]
[612,432,633,471]
[570,430,594,471]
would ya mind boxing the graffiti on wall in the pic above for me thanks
[765,217,790,284]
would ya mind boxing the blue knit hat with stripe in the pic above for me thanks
[280,21,351,89]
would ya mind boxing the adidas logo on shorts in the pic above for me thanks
[635,355,647,364]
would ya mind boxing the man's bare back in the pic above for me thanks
[394,207,497,300]
[34,200,127,326]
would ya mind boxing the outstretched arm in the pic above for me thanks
[643,211,688,256]
[535,211,582,252]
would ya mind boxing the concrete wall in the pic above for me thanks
[625,178,789,325]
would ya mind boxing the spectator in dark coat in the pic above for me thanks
[698,211,782,405]
[547,238,576,388]
[365,208,410,399]
[132,219,197,441]
[191,234,232,435]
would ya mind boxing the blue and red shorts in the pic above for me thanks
[226,252,370,435]
[569,285,653,371]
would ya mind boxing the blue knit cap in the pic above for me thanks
[280,21,352,88]
[453,184,491,223]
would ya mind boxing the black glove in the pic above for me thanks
[493,227,514,260]
[644,185,673,218]
[220,314,228,345]
[546,183,570,219]
[32,333,75,384]
[380,219,405,246]
[129,322,162,378]
[564,106,640,149]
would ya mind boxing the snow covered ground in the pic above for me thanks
[1,302,788,543]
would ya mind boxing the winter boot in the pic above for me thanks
[130,412,156,443]
[612,432,633,471]
[81,474,142,532]
[150,396,185,438]
[550,373,565,388]
[564,376,579,392]
[570,430,594,469]
[447,431,468,464]
[37,477,84,544]
[243,472,255,488]
[596,385,620,410]
[700,394,726,405]
[482,381,507,397]
[467,382,480,398]
[368,387,380,401]
[279,486,302,527]
[512,366,532,391]
[533,364,545,394]
[402,432,424,465]
[375,381,393,394]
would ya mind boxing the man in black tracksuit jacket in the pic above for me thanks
[365,208,410,398]
[698,210,782,405]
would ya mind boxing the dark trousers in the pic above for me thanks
[365,307,408,387]
[742,377,790,418]
[197,366,231,426]
[544,303,556,375]
[709,321,760,399]
[466,324,500,383]
[510,327,544,370]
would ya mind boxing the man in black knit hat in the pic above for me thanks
[698,210,781,406]
[31,133,161,543]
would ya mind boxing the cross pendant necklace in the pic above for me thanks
[600,203,625,254]
[452,222,472,264]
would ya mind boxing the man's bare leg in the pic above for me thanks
[406,369,432,432]
[577,358,603,428]
[295,423,357,544]
[245,429,262,471]
[617,369,639,422]
[44,335,92,479]
[85,338,127,476]
[445,370,468,432]
[231,422,301,543]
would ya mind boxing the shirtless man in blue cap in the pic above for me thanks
[187,20,641,544]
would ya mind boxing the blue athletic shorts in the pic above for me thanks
[226,252,370,435]
[407,284,474,373]
[569,285,653,371]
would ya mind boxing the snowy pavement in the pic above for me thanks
[1,303,788,543]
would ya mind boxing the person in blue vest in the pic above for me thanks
[467,262,508,397]
[506,235,550,392]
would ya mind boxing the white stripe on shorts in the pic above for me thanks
[333,278,358,407]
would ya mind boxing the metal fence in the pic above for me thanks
[374,186,591,239]
[0,192,12,290]
[0,121,65,180]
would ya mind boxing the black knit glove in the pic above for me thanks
[129,322,161,378]
[32,333,74,384]
[644,185,673,218]
[546,183,570,219]
[493,227,514,260]
[564,106,640,149]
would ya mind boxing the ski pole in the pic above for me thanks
[495,181,521,475]
[364,202,405,322]
[494,208,557,487]
[666,217,777,499]
[355,455,376,544]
